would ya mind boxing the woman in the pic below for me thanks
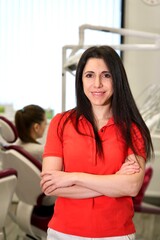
[40,46,153,239]
[15,104,47,162]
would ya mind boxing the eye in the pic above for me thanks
[101,72,112,79]
[85,72,94,78]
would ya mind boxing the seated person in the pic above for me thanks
[14,104,47,162]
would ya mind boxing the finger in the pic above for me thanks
[125,159,135,163]
[122,169,140,175]
[41,182,53,193]
[120,165,140,172]
[44,185,56,195]
[41,173,54,185]
[122,161,137,167]
[126,169,140,174]
[40,171,52,177]
[119,166,140,174]
[40,177,53,189]
[123,166,140,172]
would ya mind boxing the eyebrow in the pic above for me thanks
[83,70,111,74]
[101,71,111,73]
[83,71,94,74]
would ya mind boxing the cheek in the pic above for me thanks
[82,81,87,94]
[110,86,114,94]
[83,86,91,99]
[39,125,46,135]
[42,125,46,133]
[83,80,92,91]
[108,82,113,93]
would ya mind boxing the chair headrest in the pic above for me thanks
[0,116,18,143]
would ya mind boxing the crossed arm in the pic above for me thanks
[40,154,145,199]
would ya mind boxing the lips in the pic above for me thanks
[91,91,105,96]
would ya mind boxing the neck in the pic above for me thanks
[92,106,112,130]
[93,105,112,121]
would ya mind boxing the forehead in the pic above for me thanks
[83,58,109,72]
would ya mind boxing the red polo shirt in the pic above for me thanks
[43,112,146,237]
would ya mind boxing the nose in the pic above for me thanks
[94,76,103,88]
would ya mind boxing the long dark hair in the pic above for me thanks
[15,104,45,143]
[60,46,153,160]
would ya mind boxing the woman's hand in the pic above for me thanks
[40,170,75,195]
[116,155,140,175]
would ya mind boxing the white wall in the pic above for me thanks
[123,0,160,106]
[0,0,122,116]
[124,0,160,198]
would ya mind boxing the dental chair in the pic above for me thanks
[133,166,160,214]
[0,116,55,240]
[0,168,17,240]
[0,116,18,144]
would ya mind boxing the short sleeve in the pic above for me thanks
[127,124,146,160]
[43,113,63,158]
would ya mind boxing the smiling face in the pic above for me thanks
[82,58,114,109]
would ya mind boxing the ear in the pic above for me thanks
[33,123,40,132]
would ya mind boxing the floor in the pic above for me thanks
[3,202,160,240]
[134,213,160,240]
[4,202,24,240]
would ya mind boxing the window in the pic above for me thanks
[0,0,122,117]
